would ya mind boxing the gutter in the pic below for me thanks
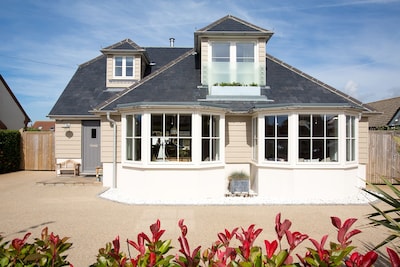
[106,112,117,188]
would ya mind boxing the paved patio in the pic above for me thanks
[0,171,393,266]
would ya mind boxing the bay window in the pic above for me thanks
[151,113,192,162]
[114,56,134,78]
[126,114,141,161]
[265,115,288,161]
[202,115,220,161]
[298,114,338,162]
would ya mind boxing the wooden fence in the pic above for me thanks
[368,130,400,184]
[21,131,55,171]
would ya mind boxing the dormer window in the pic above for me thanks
[209,41,256,86]
[114,56,134,78]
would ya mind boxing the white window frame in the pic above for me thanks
[201,114,221,162]
[114,56,134,78]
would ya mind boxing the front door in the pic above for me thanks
[82,120,101,174]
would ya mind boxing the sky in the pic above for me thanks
[1,0,399,123]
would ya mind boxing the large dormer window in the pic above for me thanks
[209,41,256,86]
[114,56,134,78]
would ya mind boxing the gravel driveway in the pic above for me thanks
[0,171,392,266]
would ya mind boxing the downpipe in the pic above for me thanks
[106,112,117,188]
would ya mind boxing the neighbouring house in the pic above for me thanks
[31,120,55,131]
[367,96,400,129]
[0,75,30,130]
[48,15,375,202]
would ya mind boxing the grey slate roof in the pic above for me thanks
[367,96,400,127]
[49,16,371,118]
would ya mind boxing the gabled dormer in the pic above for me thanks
[194,15,273,96]
[101,39,149,88]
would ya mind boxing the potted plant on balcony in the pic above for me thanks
[228,171,250,194]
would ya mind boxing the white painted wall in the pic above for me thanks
[102,163,226,201]
[256,165,365,202]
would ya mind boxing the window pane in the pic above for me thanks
[166,114,176,136]
[236,43,254,62]
[326,139,338,162]
[265,139,275,161]
[277,115,288,137]
[134,139,141,161]
[212,43,230,62]
[151,114,163,136]
[115,57,122,76]
[346,139,355,161]
[326,115,338,137]
[212,116,219,137]
[312,115,324,137]
[212,139,219,160]
[179,115,191,136]
[126,115,133,137]
[299,139,310,160]
[202,115,210,137]
[126,139,133,160]
[312,139,324,161]
[265,116,274,137]
[277,140,288,161]
[134,115,141,137]
[179,139,191,161]
[151,137,162,161]
[202,139,210,161]
[299,115,310,137]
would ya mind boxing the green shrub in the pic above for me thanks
[0,130,21,174]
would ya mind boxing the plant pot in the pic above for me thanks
[229,179,249,193]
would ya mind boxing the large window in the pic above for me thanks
[114,56,134,78]
[126,114,141,161]
[210,41,256,85]
[265,115,288,161]
[298,114,338,162]
[202,115,220,161]
[346,116,356,161]
[151,114,192,162]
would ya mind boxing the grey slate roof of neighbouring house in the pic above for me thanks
[367,96,400,128]
[48,15,373,118]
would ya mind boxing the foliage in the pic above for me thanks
[89,214,383,267]
[0,130,21,174]
[364,177,400,251]
[213,82,258,87]
[0,227,72,267]
[228,171,249,180]
[3,213,400,266]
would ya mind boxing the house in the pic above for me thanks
[0,75,30,130]
[31,120,55,131]
[48,15,375,202]
[367,96,400,129]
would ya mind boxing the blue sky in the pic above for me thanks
[1,0,399,123]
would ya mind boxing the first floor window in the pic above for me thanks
[298,114,338,162]
[265,115,288,161]
[202,115,220,161]
[114,56,134,78]
[126,114,141,161]
[151,113,192,162]
[346,115,356,161]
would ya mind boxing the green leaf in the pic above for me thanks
[275,250,289,266]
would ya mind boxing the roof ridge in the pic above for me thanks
[94,48,196,111]
[196,14,271,33]
[265,53,373,112]
[102,38,143,50]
